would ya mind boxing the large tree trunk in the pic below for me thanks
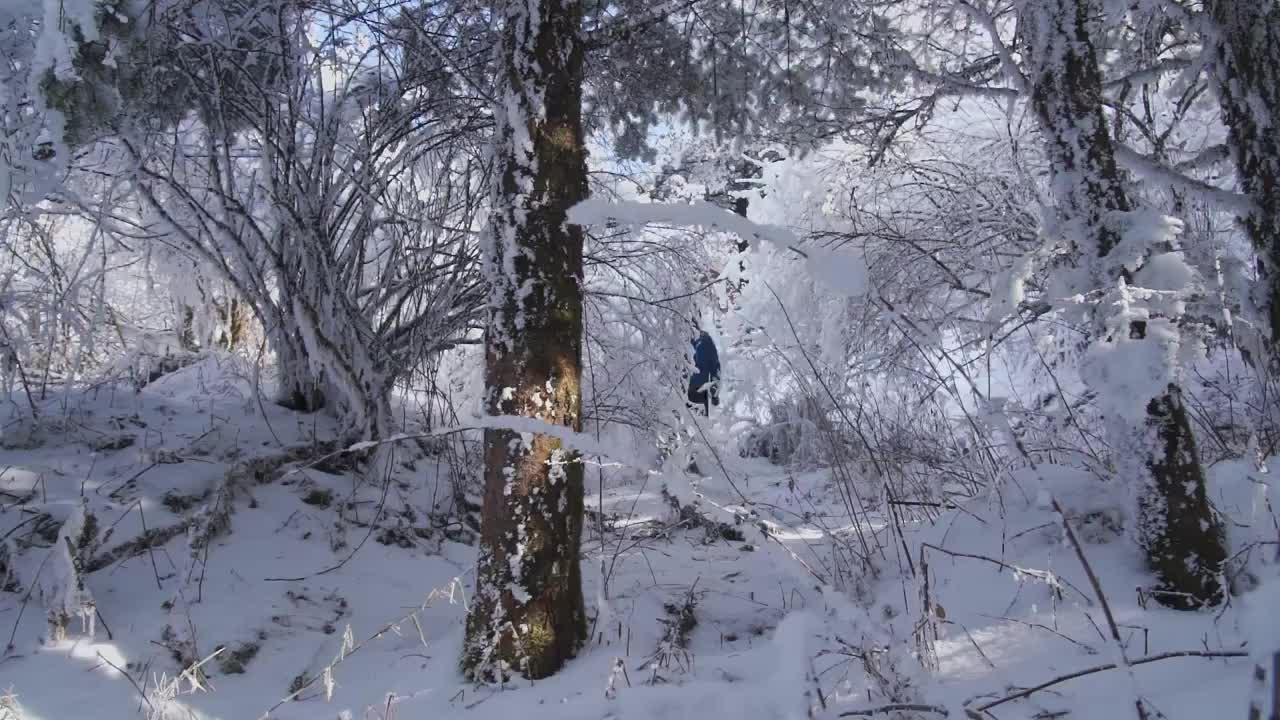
[1204,0,1280,351]
[461,0,588,681]
[1023,0,1225,609]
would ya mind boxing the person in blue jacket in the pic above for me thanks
[687,329,720,416]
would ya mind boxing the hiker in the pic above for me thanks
[687,329,720,416]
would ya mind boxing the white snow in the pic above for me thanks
[0,355,1268,719]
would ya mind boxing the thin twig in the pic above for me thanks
[1050,497,1148,720]
[5,545,53,652]
[921,542,1092,604]
[258,579,462,717]
[95,651,154,712]
[138,502,164,590]
[975,613,1096,654]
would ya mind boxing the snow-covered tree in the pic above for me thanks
[1021,0,1224,607]
[109,2,487,437]
[1203,0,1280,353]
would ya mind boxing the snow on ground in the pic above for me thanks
[0,355,1273,719]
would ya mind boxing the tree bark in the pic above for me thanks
[1022,0,1225,608]
[176,304,198,352]
[1203,0,1280,351]
[272,324,326,413]
[1137,385,1226,609]
[461,0,588,680]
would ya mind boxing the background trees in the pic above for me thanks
[1204,0,1280,353]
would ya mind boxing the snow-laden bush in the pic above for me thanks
[0,686,23,720]
[745,396,832,466]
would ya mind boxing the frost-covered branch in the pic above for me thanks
[569,198,868,298]
[1114,142,1253,214]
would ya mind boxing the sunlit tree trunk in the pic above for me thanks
[461,0,588,680]
[1023,0,1225,609]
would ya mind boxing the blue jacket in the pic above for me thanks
[690,332,720,390]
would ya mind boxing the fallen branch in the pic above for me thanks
[85,522,191,573]
[660,487,746,543]
[1,514,48,544]
[840,702,949,717]
[888,500,958,509]
[85,441,347,575]
[968,649,1247,714]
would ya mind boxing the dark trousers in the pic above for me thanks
[687,388,709,416]
[687,378,718,416]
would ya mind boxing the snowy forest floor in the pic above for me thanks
[0,354,1271,719]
